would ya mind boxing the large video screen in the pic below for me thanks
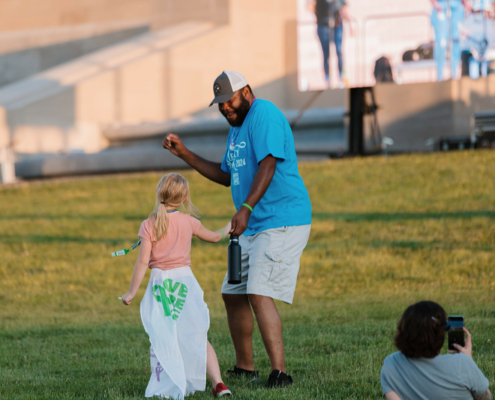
[297,0,495,90]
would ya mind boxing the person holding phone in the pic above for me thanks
[381,301,491,400]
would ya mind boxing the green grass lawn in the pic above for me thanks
[1,151,494,399]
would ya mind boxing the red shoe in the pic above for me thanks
[212,382,231,397]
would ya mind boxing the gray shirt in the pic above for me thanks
[381,351,489,400]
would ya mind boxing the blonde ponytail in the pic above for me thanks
[153,203,170,241]
[149,173,201,241]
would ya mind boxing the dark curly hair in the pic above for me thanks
[394,301,447,358]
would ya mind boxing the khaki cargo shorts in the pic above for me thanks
[221,224,311,304]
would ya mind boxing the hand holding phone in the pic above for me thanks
[447,316,465,351]
[449,327,473,358]
[447,316,473,358]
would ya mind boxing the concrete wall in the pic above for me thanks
[0,0,227,88]
[0,0,153,32]
[375,81,454,151]
[0,0,229,33]
[151,0,229,29]
[373,76,495,151]
[0,22,149,87]
[452,76,495,137]
[0,0,155,87]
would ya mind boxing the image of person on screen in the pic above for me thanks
[462,0,495,79]
[309,0,353,88]
[431,0,469,81]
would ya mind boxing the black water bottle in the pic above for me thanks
[228,235,242,284]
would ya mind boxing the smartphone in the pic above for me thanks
[447,315,464,351]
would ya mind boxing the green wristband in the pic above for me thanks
[242,203,253,212]
[217,230,225,240]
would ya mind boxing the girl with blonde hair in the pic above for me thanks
[121,173,232,398]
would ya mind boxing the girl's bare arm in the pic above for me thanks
[196,221,232,243]
[122,238,152,305]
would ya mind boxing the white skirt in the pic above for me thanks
[140,266,209,399]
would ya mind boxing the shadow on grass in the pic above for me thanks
[0,325,145,340]
[1,210,494,222]
[312,210,495,222]
[306,240,495,252]
[0,214,146,221]
[0,235,232,245]
[370,240,495,252]
[0,235,130,245]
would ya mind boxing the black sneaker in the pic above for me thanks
[267,370,293,388]
[226,366,259,379]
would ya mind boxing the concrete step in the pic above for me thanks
[103,107,346,142]
[0,22,213,109]
[14,108,347,179]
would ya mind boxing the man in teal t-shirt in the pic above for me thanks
[163,71,311,388]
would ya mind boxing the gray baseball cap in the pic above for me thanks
[209,71,249,107]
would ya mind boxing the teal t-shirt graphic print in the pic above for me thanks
[152,279,188,320]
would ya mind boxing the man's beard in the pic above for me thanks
[220,94,251,127]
